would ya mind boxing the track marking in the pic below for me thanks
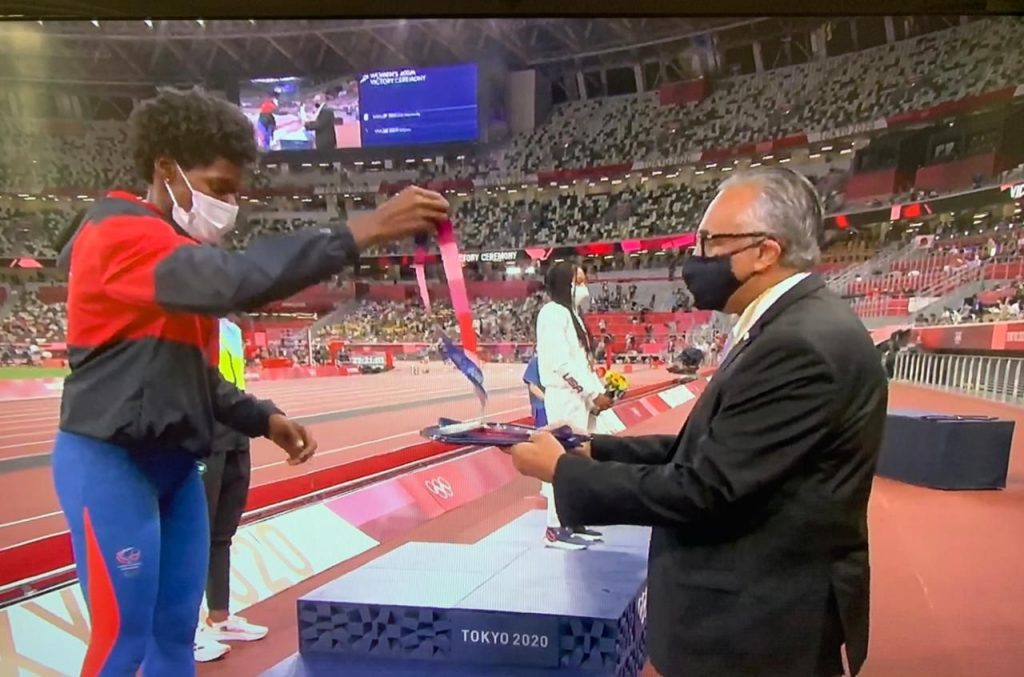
[251,404,528,471]
[0,386,524,450]
[0,404,528,531]
[0,510,63,530]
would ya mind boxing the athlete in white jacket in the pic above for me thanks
[535,263,612,550]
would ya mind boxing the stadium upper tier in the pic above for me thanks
[496,17,1024,173]
[1,18,1021,197]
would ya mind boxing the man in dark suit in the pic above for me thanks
[304,93,337,150]
[506,167,888,677]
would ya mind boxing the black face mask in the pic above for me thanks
[681,236,768,311]
[681,254,744,311]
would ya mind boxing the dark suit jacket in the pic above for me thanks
[304,106,337,150]
[554,274,888,677]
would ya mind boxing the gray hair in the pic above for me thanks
[717,166,825,271]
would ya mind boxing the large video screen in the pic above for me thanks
[239,76,361,151]
[358,64,478,147]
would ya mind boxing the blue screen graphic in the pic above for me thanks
[358,64,478,147]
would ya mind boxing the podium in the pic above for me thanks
[877,410,1014,490]
[264,513,651,676]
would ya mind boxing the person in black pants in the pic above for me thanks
[194,317,267,662]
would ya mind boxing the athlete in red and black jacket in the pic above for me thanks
[51,87,449,677]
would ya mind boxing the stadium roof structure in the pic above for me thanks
[0,17,778,88]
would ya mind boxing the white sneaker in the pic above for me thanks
[194,634,230,662]
[204,615,269,642]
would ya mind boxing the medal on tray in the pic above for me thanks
[421,418,590,450]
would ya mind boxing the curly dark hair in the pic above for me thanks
[128,86,258,183]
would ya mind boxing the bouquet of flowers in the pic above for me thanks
[604,370,629,401]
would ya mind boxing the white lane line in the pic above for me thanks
[0,403,529,532]
[0,510,63,530]
[252,404,528,471]
[0,389,525,451]
[0,375,524,426]
[0,383,449,427]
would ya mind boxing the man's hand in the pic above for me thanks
[542,420,592,458]
[267,414,317,466]
[347,186,450,250]
[504,431,568,483]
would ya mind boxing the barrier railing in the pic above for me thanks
[893,351,1024,404]
[851,296,912,318]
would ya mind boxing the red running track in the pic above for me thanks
[0,365,667,554]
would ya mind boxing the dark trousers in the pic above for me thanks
[202,448,251,613]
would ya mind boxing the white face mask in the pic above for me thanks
[573,284,591,309]
[165,164,239,244]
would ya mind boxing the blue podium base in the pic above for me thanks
[265,512,650,676]
[263,651,643,676]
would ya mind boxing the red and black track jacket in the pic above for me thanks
[60,191,360,457]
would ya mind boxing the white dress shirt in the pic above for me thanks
[721,272,810,363]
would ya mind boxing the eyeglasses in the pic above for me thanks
[696,231,774,256]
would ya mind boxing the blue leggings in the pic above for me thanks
[52,431,208,677]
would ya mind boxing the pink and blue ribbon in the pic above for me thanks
[415,221,487,408]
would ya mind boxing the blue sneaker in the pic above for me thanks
[545,527,590,550]
[570,527,604,543]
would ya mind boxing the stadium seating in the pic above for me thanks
[0,284,67,345]
[2,17,1024,353]
[497,18,1024,172]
